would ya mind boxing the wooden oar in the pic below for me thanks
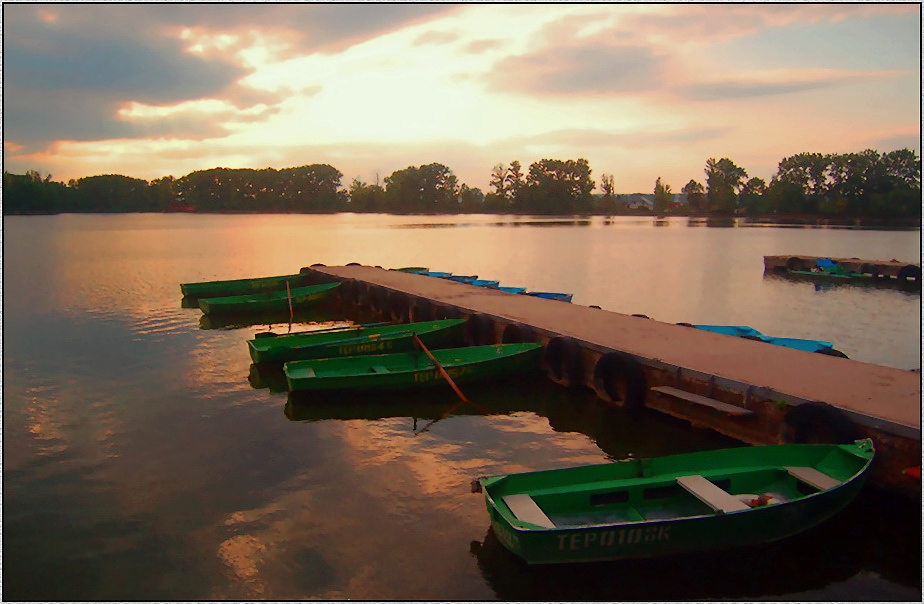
[412,333,468,403]
[412,335,490,434]
[286,281,294,333]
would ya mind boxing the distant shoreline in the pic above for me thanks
[6,209,920,229]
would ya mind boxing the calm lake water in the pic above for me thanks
[3,213,921,600]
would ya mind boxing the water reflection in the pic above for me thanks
[5,214,920,600]
[283,378,541,423]
[198,305,342,330]
[282,379,744,461]
[509,219,592,227]
[469,486,920,600]
[763,271,920,294]
[741,217,918,231]
[392,218,593,229]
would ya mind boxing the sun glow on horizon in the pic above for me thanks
[4,3,919,192]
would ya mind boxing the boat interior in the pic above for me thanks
[495,466,843,529]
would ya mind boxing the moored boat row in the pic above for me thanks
[684,324,845,356]
[402,267,573,302]
[180,266,881,566]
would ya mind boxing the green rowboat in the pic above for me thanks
[284,342,542,392]
[248,319,466,364]
[475,439,874,564]
[199,282,340,315]
[181,272,309,299]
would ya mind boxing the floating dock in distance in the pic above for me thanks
[764,255,921,282]
[301,264,921,498]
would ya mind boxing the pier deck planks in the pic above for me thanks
[314,265,920,435]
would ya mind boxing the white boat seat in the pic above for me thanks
[786,466,842,490]
[503,494,556,528]
[677,475,750,513]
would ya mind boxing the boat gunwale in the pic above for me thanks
[248,319,465,350]
[201,282,340,306]
[285,342,542,379]
[481,440,874,533]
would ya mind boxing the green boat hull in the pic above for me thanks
[248,319,466,363]
[789,269,868,280]
[478,439,874,564]
[284,343,542,392]
[199,282,340,315]
[181,272,309,298]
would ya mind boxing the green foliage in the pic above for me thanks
[348,178,385,212]
[767,148,920,218]
[653,177,673,214]
[517,158,594,214]
[3,170,70,214]
[458,185,485,213]
[738,177,767,216]
[597,174,617,214]
[705,158,747,214]
[3,147,919,221]
[383,162,459,214]
[681,179,707,214]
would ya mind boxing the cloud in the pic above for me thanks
[678,69,903,101]
[521,127,727,148]
[682,81,832,101]
[486,42,665,96]
[3,4,456,151]
[619,3,918,47]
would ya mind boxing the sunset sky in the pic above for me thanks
[3,3,920,193]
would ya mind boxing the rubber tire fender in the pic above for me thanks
[337,278,356,303]
[502,323,535,344]
[860,263,879,276]
[434,305,460,320]
[465,313,494,345]
[593,351,647,410]
[387,291,410,323]
[897,265,921,282]
[786,257,808,272]
[781,401,859,444]
[355,282,374,309]
[369,287,389,314]
[408,299,433,323]
[543,336,582,384]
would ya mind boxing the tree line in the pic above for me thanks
[3,148,920,220]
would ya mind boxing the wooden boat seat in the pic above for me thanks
[371,365,390,373]
[303,367,316,378]
[503,494,556,528]
[676,475,750,514]
[786,466,842,490]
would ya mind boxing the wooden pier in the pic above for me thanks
[303,264,921,498]
[764,255,921,282]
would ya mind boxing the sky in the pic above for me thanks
[3,2,921,194]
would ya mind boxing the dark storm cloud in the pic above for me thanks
[681,80,833,101]
[3,3,456,150]
[486,43,664,96]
